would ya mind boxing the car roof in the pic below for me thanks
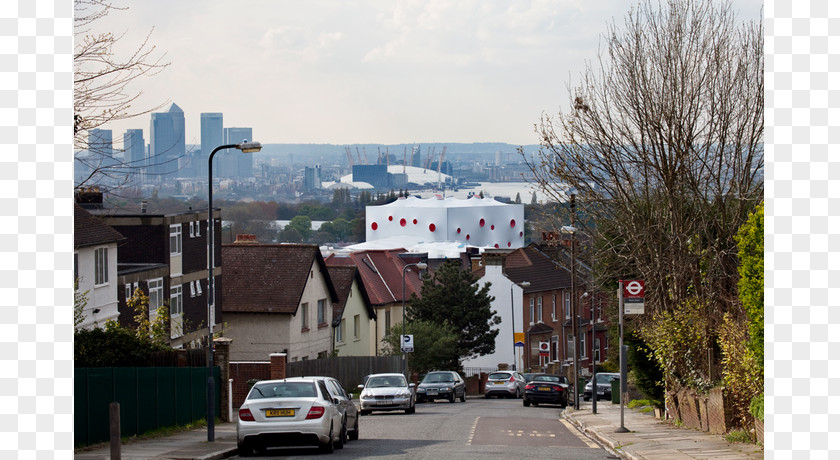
[366,373,405,377]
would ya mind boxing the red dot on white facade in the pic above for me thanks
[413,219,418,224]
[466,234,470,240]
[429,223,436,232]
[479,218,485,227]
[388,216,393,221]
[510,219,516,227]
[494,243,499,248]
[457,228,461,234]
[507,242,511,247]
[371,222,378,230]
[400,218,407,227]
[491,225,495,230]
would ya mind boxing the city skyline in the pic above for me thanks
[86,1,763,148]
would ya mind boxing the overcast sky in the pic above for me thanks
[85,0,764,147]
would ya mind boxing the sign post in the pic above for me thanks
[616,279,644,433]
[401,334,414,353]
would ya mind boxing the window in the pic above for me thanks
[594,338,601,363]
[529,298,535,324]
[195,220,201,237]
[551,336,559,362]
[564,292,571,319]
[385,310,391,331]
[195,280,202,295]
[190,281,196,297]
[354,314,360,339]
[94,247,108,285]
[169,224,182,255]
[552,295,557,321]
[170,285,183,315]
[337,319,345,343]
[189,221,195,237]
[148,278,163,313]
[537,297,543,323]
[580,333,586,358]
[566,334,574,360]
[317,299,326,325]
[125,283,132,300]
[301,303,309,330]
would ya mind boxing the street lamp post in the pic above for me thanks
[510,281,530,371]
[206,141,261,442]
[402,262,427,377]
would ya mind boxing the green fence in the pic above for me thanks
[74,366,220,447]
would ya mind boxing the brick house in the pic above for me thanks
[82,191,223,348]
[323,249,426,355]
[221,240,339,362]
[326,265,377,357]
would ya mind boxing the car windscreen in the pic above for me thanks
[422,373,454,383]
[533,375,560,383]
[367,376,406,387]
[596,374,619,384]
[488,372,511,380]
[248,381,318,400]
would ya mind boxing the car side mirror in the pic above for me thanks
[333,397,340,405]
[358,384,364,390]
[409,383,416,388]
[348,393,353,399]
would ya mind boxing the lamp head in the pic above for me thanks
[237,141,262,153]
[416,262,428,270]
[519,281,531,288]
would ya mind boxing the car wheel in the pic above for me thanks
[349,416,359,441]
[533,402,539,406]
[336,419,346,449]
[523,399,530,407]
[416,397,424,404]
[583,396,590,402]
[449,392,455,403]
[237,440,254,457]
[484,393,490,399]
[320,425,335,454]
[360,409,370,416]
[460,391,466,402]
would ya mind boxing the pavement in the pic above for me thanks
[73,397,763,459]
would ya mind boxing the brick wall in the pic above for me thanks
[666,386,733,435]
[230,362,271,409]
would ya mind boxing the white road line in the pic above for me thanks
[466,417,479,445]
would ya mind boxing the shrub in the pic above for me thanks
[75,326,169,367]
[749,394,764,422]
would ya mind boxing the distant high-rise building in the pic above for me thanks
[123,129,145,168]
[304,165,322,190]
[200,113,224,178]
[88,128,115,165]
[149,103,185,181]
[223,127,254,178]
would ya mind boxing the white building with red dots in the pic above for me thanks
[362,196,525,255]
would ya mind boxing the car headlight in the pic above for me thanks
[417,388,426,393]
[360,393,372,400]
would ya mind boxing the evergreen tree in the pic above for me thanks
[407,261,499,369]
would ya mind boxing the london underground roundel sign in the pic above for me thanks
[622,280,645,314]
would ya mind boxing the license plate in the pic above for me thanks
[376,399,392,405]
[265,409,294,417]
[427,389,438,395]
[493,382,504,385]
[538,387,552,392]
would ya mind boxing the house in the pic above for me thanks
[80,190,222,348]
[323,249,426,355]
[325,265,377,357]
[221,239,339,362]
[74,203,126,329]
[469,244,610,377]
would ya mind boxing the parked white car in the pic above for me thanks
[357,373,416,415]
[237,378,345,455]
[484,370,527,399]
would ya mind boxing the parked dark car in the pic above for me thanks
[583,373,620,401]
[416,371,466,403]
[522,374,570,407]
[523,372,540,383]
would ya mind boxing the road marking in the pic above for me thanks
[560,418,600,448]
[466,417,479,446]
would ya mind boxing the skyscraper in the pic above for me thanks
[223,127,254,178]
[88,128,115,166]
[200,113,223,178]
[123,129,145,167]
[149,103,185,181]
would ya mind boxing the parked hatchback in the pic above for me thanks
[357,373,416,415]
[523,373,570,407]
[416,371,466,403]
[484,370,526,399]
[237,378,344,455]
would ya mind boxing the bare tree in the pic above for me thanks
[526,0,763,326]
[74,0,170,190]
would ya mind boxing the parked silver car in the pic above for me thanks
[357,373,416,415]
[484,370,526,399]
[237,378,345,455]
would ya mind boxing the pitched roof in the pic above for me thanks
[473,245,573,292]
[323,249,425,307]
[221,244,337,314]
[74,204,126,248]
[326,265,376,323]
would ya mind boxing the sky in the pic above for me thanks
[83,0,764,147]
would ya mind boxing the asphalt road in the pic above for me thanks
[231,397,616,459]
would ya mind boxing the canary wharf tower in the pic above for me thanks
[149,103,185,181]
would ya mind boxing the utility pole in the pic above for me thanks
[570,193,579,410]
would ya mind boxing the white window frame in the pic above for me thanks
[537,297,543,323]
[170,285,183,315]
[552,295,557,321]
[125,283,132,300]
[529,298,535,324]
[301,303,309,330]
[564,292,571,319]
[94,247,108,285]
[196,220,201,237]
[580,333,586,358]
[336,318,345,343]
[594,337,601,364]
[169,224,182,256]
[148,278,164,314]
[354,314,360,339]
[189,221,195,237]
[195,280,202,295]
[189,281,196,297]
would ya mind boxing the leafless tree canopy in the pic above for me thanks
[74,0,170,189]
[526,0,763,320]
